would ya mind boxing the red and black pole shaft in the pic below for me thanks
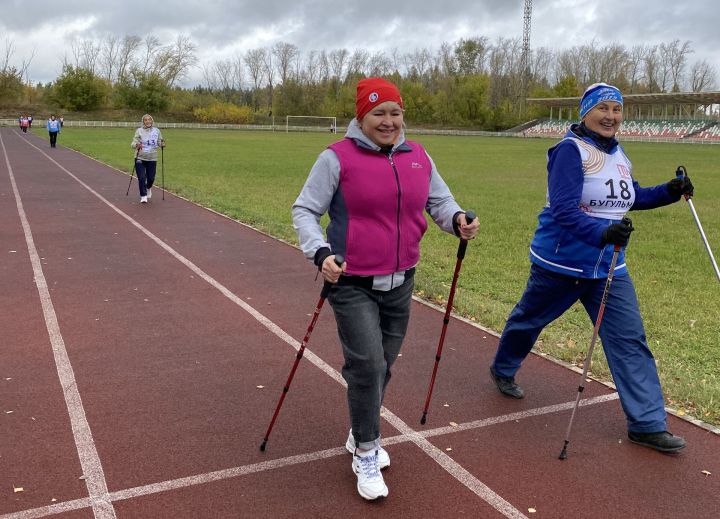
[558,234,626,460]
[260,255,344,452]
[420,211,476,425]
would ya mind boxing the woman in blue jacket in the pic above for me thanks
[489,83,693,453]
[47,115,61,148]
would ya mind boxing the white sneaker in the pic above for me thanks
[345,430,390,469]
[140,196,148,203]
[352,450,388,500]
[147,188,152,199]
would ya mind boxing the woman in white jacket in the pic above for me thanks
[131,114,165,203]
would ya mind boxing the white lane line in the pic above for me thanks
[0,134,117,519]
[14,136,570,518]
[412,392,620,439]
[18,136,526,516]
[1,393,618,518]
[0,498,92,519]
[112,395,618,510]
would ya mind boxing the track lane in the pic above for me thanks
[2,128,717,518]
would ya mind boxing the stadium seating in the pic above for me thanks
[692,123,720,141]
[523,119,718,140]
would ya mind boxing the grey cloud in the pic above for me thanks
[1,0,717,87]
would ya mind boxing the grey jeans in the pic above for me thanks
[328,276,413,450]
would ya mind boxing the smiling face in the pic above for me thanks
[582,101,623,138]
[359,101,404,147]
[142,115,154,128]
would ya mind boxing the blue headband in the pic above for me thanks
[579,83,623,119]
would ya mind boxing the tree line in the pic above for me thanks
[2,35,717,130]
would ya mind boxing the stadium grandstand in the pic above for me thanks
[524,91,720,143]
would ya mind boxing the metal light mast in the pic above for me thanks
[520,0,533,114]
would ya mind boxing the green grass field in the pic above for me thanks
[55,127,720,426]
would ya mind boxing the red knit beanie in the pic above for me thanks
[355,77,403,120]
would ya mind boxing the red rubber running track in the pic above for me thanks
[1,127,718,519]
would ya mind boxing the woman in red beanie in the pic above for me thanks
[292,77,478,500]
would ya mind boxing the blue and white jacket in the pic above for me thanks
[529,124,677,279]
[47,119,61,132]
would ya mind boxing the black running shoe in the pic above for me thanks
[489,366,524,399]
[628,431,686,453]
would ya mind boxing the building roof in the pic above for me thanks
[527,91,720,108]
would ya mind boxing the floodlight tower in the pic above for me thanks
[520,0,533,114]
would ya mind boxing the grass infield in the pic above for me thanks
[54,127,720,426]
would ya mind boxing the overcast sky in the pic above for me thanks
[2,0,719,88]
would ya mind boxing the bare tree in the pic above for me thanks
[2,38,33,79]
[203,56,242,96]
[317,50,330,82]
[530,47,553,84]
[404,48,432,81]
[215,59,234,92]
[272,42,299,85]
[244,48,267,90]
[328,48,349,80]
[244,47,267,110]
[626,45,647,93]
[139,35,162,75]
[99,35,121,82]
[657,41,682,92]
[689,59,717,92]
[643,45,660,91]
[117,35,142,83]
[663,39,693,92]
[303,50,320,84]
[346,49,370,77]
[202,62,219,90]
[258,47,274,108]
[437,42,457,76]
[67,38,100,74]
[367,51,393,78]
[231,55,245,91]
[389,47,403,75]
[157,35,198,86]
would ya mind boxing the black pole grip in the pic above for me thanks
[457,211,476,259]
[320,254,345,299]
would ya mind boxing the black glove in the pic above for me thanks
[667,176,694,198]
[601,217,634,247]
[313,246,332,270]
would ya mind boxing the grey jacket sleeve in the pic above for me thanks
[425,153,464,234]
[131,128,141,148]
[291,149,340,261]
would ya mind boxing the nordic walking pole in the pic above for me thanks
[126,148,140,196]
[676,166,720,282]
[260,255,344,452]
[558,219,629,460]
[420,211,476,425]
[161,140,165,200]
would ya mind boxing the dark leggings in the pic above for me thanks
[135,160,157,197]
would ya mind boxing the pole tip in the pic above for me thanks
[558,448,567,460]
[260,440,267,452]
[420,414,427,425]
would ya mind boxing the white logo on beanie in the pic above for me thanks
[369,92,379,102]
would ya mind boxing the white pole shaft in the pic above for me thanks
[686,198,720,282]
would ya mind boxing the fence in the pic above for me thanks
[1,119,717,145]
